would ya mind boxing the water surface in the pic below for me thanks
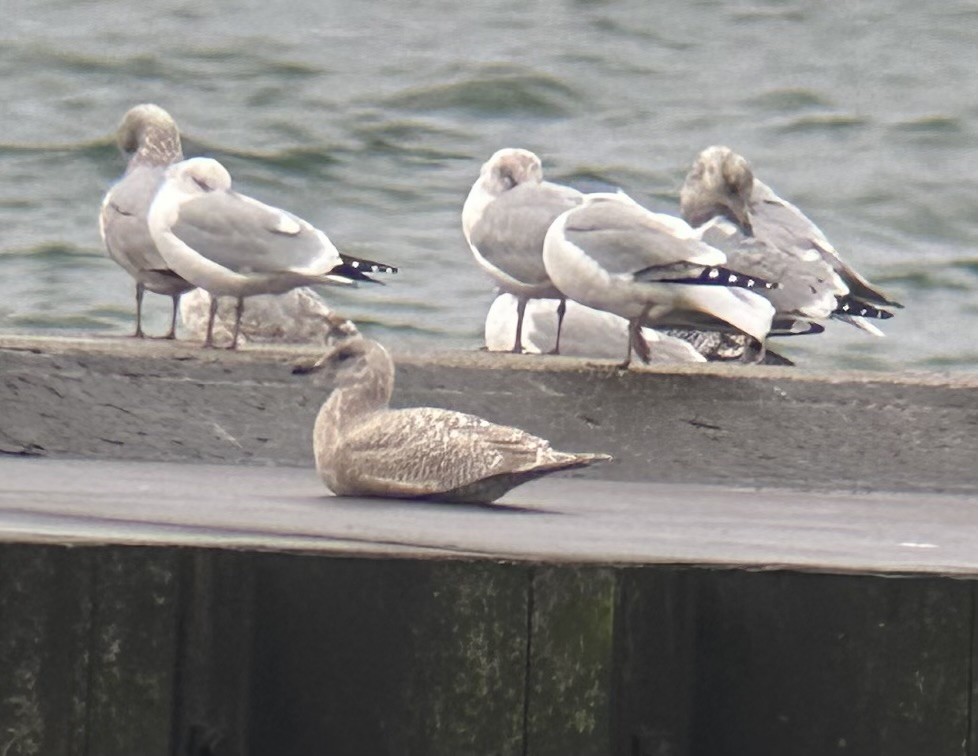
[1,0,976,371]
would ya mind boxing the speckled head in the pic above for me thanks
[479,148,544,195]
[680,145,755,235]
[116,103,183,167]
[297,333,394,390]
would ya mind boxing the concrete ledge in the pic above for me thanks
[2,334,976,494]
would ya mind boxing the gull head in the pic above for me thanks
[165,157,233,197]
[680,145,755,236]
[479,148,544,196]
[116,104,182,165]
[293,334,393,388]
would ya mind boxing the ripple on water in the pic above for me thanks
[747,88,835,114]
[774,113,869,135]
[383,65,580,118]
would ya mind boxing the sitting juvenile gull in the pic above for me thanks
[680,145,902,336]
[485,293,705,363]
[148,157,396,349]
[462,148,583,354]
[298,335,611,504]
[542,192,777,368]
[179,287,359,347]
[99,104,195,338]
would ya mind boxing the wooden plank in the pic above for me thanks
[3,457,978,577]
[688,571,971,756]
[0,545,92,756]
[525,567,616,756]
[612,567,698,756]
[171,550,255,756]
[84,547,182,756]
[247,556,528,755]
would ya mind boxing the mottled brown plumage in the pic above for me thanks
[302,336,611,503]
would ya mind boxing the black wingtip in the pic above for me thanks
[663,266,779,291]
[330,254,398,285]
[835,296,894,319]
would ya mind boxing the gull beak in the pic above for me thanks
[292,349,334,375]
[291,328,362,375]
[729,200,754,236]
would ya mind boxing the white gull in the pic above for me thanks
[542,192,776,368]
[147,157,396,348]
[485,293,705,363]
[462,148,583,354]
[99,104,194,339]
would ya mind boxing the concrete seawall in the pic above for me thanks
[1,334,976,493]
[3,334,978,756]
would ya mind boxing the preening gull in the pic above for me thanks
[99,104,194,338]
[297,335,611,504]
[462,148,583,354]
[148,157,396,348]
[680,145,901,336]
[179,287,359,347]
[542,192,776,368]
[485,293,705,363]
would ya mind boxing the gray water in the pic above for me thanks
[1,0,976,371]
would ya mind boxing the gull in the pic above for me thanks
[298,335,611,504]
[462,148,583,354]
[147,157,396,348]
[542,192,776,368]
[99,104,195,339]
[179,287,358,347]
[680,145,901,336]
[485,293,706,363]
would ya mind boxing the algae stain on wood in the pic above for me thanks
[525,566,617,756]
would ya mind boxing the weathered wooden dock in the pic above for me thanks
[1,335,977,756]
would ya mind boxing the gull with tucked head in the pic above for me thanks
[462,148,583,354]
[297,334,611,504]
[147,157,397,348]
[99,104,195,339]
[543,192,777,368]
[680,145,902,336]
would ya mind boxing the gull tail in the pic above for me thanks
[325,254,398,286]
[678,286,775,342]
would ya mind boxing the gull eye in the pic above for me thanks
[192,176,211,192]
[498,170,516,190]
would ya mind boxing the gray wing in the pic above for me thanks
[171,191,337,274]
[750,181,899,307]
[562,199,722,278]
[101,165,170,274]
[699,217,840,320]
[334,408,555,497]
[469,181,581,285]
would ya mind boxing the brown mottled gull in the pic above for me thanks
[680,145,902,336]
[99,104,194,339]
[179,287,359,347]
[462,148,583,354]
[298,336,611,503]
